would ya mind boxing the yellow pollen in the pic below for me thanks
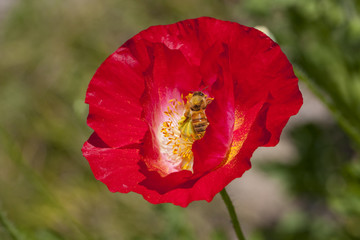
[159,98,196,172]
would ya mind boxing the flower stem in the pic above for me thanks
[220,188,246,240]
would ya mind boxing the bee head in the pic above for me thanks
[192,91,205,97]
[190,92,207,111]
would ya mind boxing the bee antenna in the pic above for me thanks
[201,86,209,92]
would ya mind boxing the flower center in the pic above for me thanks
[159,98,196,172]
[157,93,213,175]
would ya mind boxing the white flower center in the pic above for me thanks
[157,99,195,174]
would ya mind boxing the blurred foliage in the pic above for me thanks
[0,0,359,240]
[259,123,360,240]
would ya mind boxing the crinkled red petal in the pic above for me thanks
[86,47,148,148]
[82,133,145,193]
[229,27,302,147]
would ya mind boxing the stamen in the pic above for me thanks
[159,98,195,173]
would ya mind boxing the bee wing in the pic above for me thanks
[178,116,196,139]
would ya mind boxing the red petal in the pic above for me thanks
[230,27,302,147]
[193,42,235,172]
[82,133,145,193]
[86,47,148,148]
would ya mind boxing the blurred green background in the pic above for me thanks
[0,0,359,239]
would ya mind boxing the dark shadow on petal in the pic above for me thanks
[87,132,142,150]
[118,143,142,149]
[138,161,202,194]
[87,132,110,148]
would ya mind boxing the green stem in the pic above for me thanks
[220,188,246,240]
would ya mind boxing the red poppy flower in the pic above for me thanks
[82,17,302,207]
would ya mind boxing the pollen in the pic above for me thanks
[159,98,195,173]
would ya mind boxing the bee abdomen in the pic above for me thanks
[193,122,208,133]
[191,113,209,133]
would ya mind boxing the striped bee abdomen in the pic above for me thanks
[191,111,209,134]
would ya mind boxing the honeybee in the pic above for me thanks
[178,91,213,140]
